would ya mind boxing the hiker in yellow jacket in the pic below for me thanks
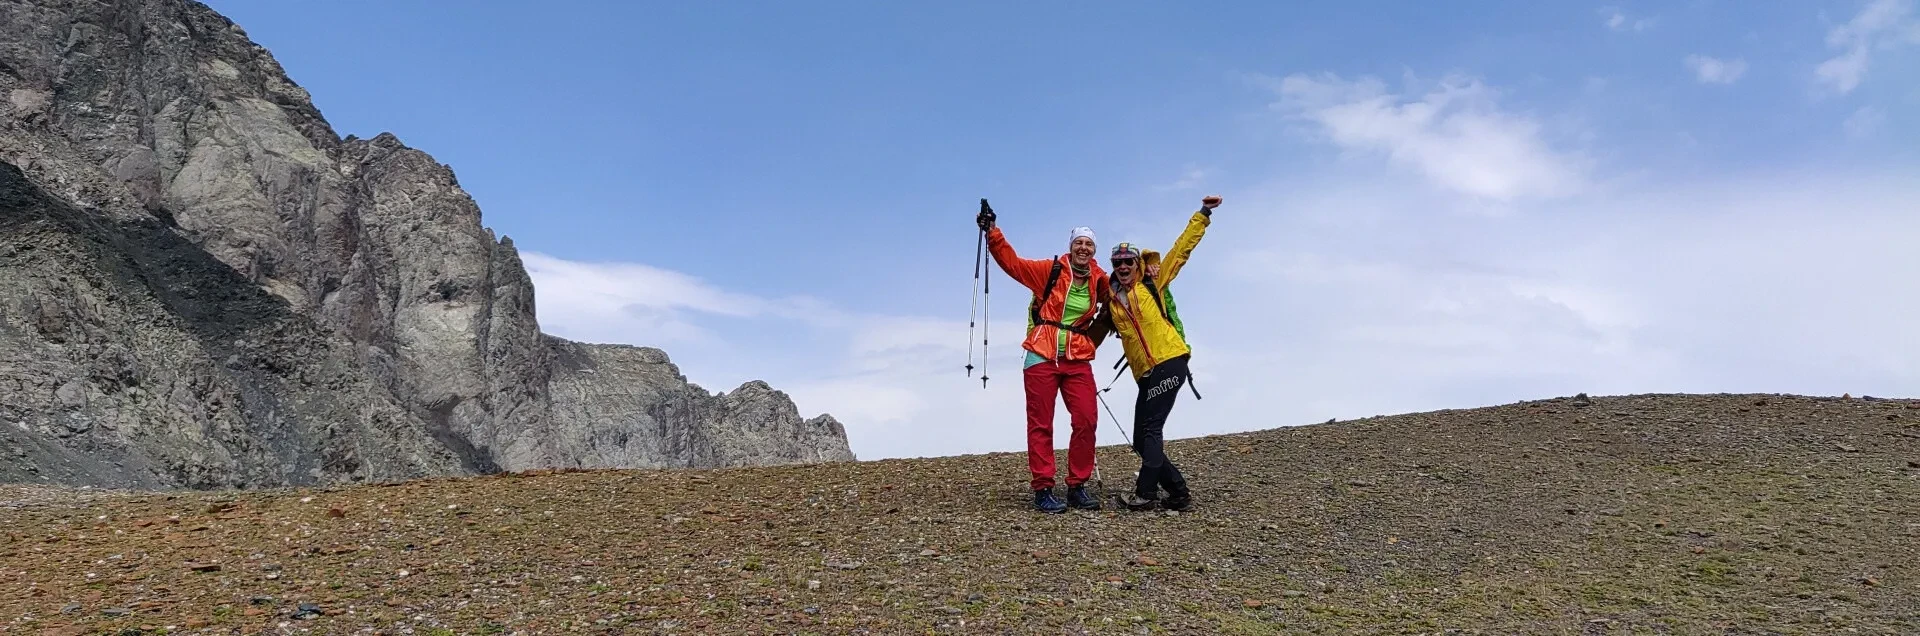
[1099,195,1219,511]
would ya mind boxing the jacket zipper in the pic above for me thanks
[1122,286,1157,370]
[1049,277,1071,362]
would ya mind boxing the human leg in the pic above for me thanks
[1127,356,1188,507]
[1059,361,1099,487]
[1058,360,1101,509]
[1023,362,1069,513]
[1022,362,1059,491]
[1151,357,1192,507]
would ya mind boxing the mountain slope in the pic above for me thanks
[0,0,851,488]
[3,393,1915,634]
[0,161,464,488]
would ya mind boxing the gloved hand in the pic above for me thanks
[977,198,996,230]
[1201,195,1222,210]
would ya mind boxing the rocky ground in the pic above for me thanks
[3,392,1918,635]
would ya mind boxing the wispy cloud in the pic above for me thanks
[1257,72,1587,201]
[1154,165,1210,192]
[521,253,844,347]
[1816,0,1920,94]
[1844,105,1886,138]
[1685,55,1749,84]
[1602,7,1655,32]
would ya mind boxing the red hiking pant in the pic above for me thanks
[1022,358,1098,490]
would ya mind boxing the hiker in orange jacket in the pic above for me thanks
[1099,195,1220,512]
[976,205,1110,514]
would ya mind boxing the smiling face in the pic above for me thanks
[1069,236,1095,267]
[1110,256,1137,285]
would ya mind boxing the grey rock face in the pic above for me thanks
[546,338,855,469]
[0,0,852,488]
[0,162,463,487]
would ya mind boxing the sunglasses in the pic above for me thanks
[1110,258,1138,267]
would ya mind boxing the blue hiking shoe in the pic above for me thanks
[1066,485,1101,510]
[1033,488,1067,514]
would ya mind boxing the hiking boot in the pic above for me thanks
[1033,488,1067,514]
[1066,485,1101,510]
[1162,492,1192,511]
[1118,492,1157,511]
[1163,482,1193,511]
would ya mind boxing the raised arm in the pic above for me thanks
[976,201,1055,291]
[984,226,1055,291]
[1156,195,1221,285]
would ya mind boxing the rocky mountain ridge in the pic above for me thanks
[0,0,853,489]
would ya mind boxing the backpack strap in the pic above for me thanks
[1140,273,1176,327]
[1139,273,1201,400]
[1030,260,1061,329]
[1029,259,1098,335]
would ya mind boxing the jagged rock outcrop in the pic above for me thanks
[0,0,853,488]
[546,338,853,469]
[0,162,464,487]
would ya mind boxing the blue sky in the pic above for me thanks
[204,0,1918,460]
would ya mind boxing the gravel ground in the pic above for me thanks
[3,392,1918,635]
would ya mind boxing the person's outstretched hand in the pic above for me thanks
[1201,195,1222,210]
[977,199,997,230]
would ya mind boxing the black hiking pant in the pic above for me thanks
[1132,354,1191,499]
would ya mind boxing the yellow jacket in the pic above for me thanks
[1105,209,1210,380]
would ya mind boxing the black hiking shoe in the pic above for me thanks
[1066,485,1101,510]
[1118,492,1157,511]
[1033,488,1067,514]
[1163,483,1192,511]
[1162,492,1192,511]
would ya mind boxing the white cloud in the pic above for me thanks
[522,253,759,346]
[1602,8,1655,32]
[1844,105,1887,138]
[1154,165,1210,192]
[1258,72,1588,201]
[1816,0,1919,94]
[1817,45,1872,94]
[522,252,845,348]
[1685,55,1749,84]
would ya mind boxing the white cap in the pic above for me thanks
[1069,226,1096,244]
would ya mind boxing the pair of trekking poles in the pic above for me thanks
[967,198,1136,459]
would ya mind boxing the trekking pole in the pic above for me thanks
[1100,361,1128,394]
[966,228,982,378]
[1098,393,1121,447]
[978,199,992,389]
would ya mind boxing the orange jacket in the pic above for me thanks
[985,227,1110,362]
